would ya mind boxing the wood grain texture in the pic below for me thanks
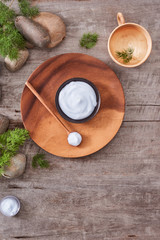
[21,53,124,157]
[0,0,160,239]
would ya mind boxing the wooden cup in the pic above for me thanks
[108,13,152,67]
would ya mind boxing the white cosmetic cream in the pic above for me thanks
[58,81,97,120]
[68,132,82,146]
[0,196,20,217]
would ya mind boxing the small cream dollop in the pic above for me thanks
[68,132,82,146]
[0,196,20,217]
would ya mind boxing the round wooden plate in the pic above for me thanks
[21,53,125,158]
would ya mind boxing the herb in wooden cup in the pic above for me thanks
[116,47,134,63]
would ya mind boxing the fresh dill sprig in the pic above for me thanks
[0,128,30,175]
[0,1,25,60]
[18,0,39,18]
[0,1,16,25]
[116,47,134,63]
[80,33,98,49]
[0,22,25,60]
[0,0,39,60]
[32,153,49,169]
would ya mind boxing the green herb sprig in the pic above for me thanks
[18,0,39,18]
[0,22,26,60]
[32,154,49,169]
[0,0,39,60]
[0,1,16,25]
[116,48,134,63]
[0,128,30,175]
[0,1,25,60]
[80,33,98,49]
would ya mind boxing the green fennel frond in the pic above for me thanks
[80,33,98,49]
[0,2,26,60]
[18,0,39,17]
[0,1,16,25]
[32,153,49,169]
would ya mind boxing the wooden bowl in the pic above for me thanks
[55,78,101,123]
[108,13,152,67]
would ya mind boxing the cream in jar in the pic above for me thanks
[58,81,97,120]
[0,196,20,217]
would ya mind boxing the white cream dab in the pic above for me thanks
[68,132,82,146]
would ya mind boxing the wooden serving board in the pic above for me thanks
[21,53,125,158]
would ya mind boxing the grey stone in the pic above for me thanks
[0,114,9,134]
[5,49,29,72]
[2,153,26,178]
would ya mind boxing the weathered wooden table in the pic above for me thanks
[0,0,160,239]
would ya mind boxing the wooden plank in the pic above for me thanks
[124,105,160,121]
[5,237,160,240]
[0,122,160,239]
[0,105,160,124]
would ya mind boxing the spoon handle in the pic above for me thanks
[25,81,70,135]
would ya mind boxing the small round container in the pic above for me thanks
[0,196,20,217]
[55,78,101,123]
[108,13,152,67]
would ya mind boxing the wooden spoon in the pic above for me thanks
[25,81,82,147]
